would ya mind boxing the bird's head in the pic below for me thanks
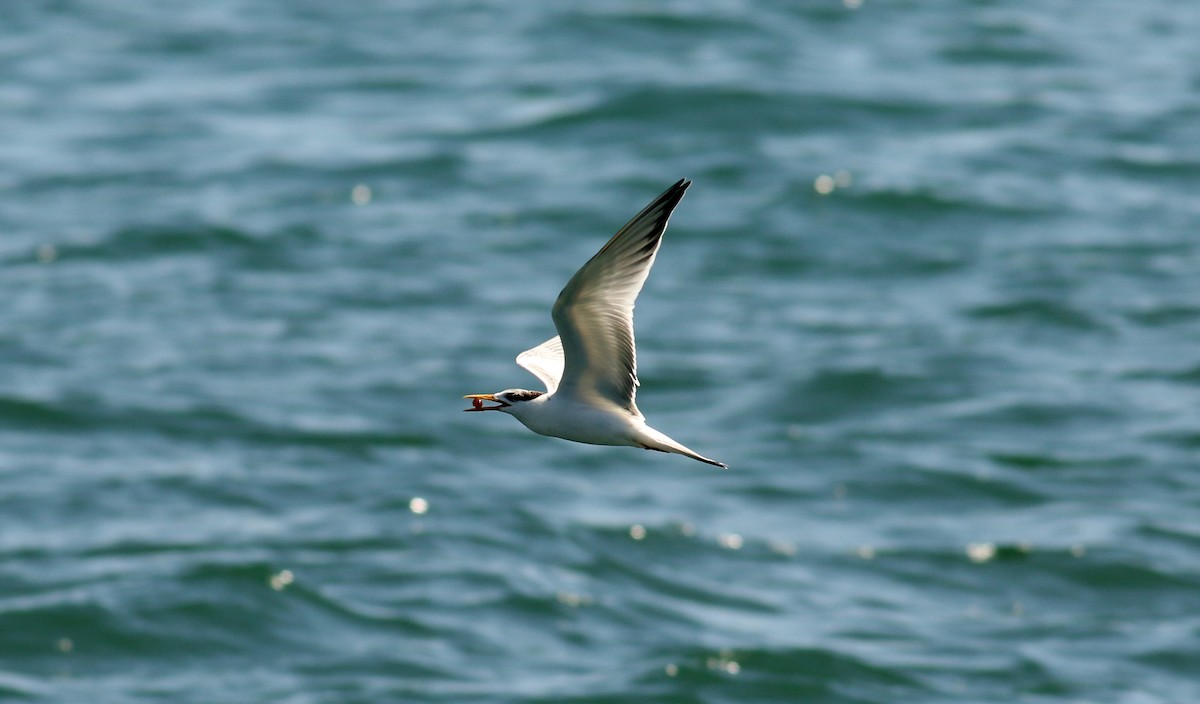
[463,389,545,414]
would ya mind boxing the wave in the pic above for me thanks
[0,393,433,449]
[635,643,927,702]
[42,224,316,266]
[965,298,1109,332]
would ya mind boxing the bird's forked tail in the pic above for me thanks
[637,426,727,468]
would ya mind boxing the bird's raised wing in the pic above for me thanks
[516,335,565,393]
[551,179,690,415]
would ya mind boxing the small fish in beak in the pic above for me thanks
[463,393,508,411]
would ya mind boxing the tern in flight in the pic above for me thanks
[464,179,727,468]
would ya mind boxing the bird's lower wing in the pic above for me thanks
[516,336,565,393]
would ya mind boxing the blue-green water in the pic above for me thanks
[4,2,1200,702]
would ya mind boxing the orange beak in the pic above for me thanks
[463,394,508,412]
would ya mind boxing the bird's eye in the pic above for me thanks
[508,390,543,402]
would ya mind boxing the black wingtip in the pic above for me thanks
[655,178,691,214]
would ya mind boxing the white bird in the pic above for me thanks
[464,179,727,468]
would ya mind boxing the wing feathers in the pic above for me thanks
[551,179,691,412]
[516,336,565,393]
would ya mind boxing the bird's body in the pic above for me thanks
[464,179,726,468]
[501,393,638,446]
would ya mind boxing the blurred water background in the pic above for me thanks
[3,1,1200,702]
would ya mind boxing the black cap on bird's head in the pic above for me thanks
[463,389,544,412]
